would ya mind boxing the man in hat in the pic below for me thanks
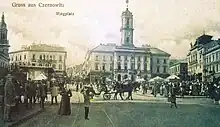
[4,74,15,122]
[81,85,100,120]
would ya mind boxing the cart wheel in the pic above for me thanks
[103,93,111,100]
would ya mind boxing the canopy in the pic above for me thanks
[106,78,112,82]
[51,78,56,81]
[136,78,145,82]
[149,76,164,82]
[34,73,47,80]
[166,75,180,80]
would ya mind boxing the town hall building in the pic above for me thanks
[83,1,170,82]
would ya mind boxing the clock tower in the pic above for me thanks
[120,0,134,47]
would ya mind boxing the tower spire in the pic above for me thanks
[203,29,205,35]
[126,0,129,9]
[1,12,5,23]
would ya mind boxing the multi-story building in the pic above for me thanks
[187,34,213,81]
[83,2,170,82]
[169,60,188,80]
[203,39,220,81]
[0,12,10,78]
[149,47,170,78]
[9,43,67,80]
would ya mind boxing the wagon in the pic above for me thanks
[102,91,116,100]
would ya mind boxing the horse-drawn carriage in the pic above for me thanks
[95,81,141,100]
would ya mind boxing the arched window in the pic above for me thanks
[117,74,121,81]
[126,18,129,26]
[124,75,128,79]
[126,37,129,43]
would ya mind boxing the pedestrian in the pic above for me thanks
[4,74,16,122]
[58,84,72,115]
[51,83,59,105]
[170,93,177,108]
[39,81,47,109]
[81,86,92,120]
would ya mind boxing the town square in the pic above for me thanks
[1,0,220,127]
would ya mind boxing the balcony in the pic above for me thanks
[114,69,128,73]
[31,59,36,62]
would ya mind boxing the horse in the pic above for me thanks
[113,81,134,100]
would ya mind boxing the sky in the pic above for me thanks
[1,0,220,66]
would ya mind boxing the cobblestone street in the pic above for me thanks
[20,102,220,127]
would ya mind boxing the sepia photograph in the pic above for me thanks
[0,0,220,127]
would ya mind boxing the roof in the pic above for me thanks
[91,43,116,52]
[193,34,213,46]
[170,59,187,67]
[122,8,133,16]
[149,47,170,56]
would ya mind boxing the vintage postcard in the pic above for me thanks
[0,0,220,127]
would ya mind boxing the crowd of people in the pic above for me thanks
[1,72,220,122]
[145,80,220,102]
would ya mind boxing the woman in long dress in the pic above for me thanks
[58,85,72,115]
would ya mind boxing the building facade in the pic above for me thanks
[150,47,170,78]
[203,39,220,81]
[83,2,170,82]
[0,13,10,78]
[169,60,188,80]
[187,34,213,81]
[9,43,67,80]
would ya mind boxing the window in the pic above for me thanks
[95,56,98,61]
[39,55,42,60]
[59,64,62,70]
[157,66,160,73]
[15,56,18,61]
[102,63,105,71]
[118,56,121,61]
[117,62,121,70]
[124,56,128,61]
[11,57,13,61]
[110,63,113,71]
[137,63,141,70]
[24,55,26,60]
[144,63,147,71]
[163,66,166,73]
[124,62,128,70]
[213,66,215,72]
[144,56,147,62]
[50,55,52,60]
[95,63,99,70]
[103,56,105,61]
[126,18,129,26]
[43,55,46,60]
[212,54,215,61]
[164,59,166,64]
[216,52,218,60]
[32,54,35,60]
[131,63,134,70]
[157,58,160,64]
[110,56,113,61]
[216,64,218,72]
[52,64,56,69]
[209,56,211,63]
[20,55,22,60]
[131,56,134,61]
[59,55,62,61]
[126,37,129,43]
[47,55,49,60]
[138,56,141,61]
